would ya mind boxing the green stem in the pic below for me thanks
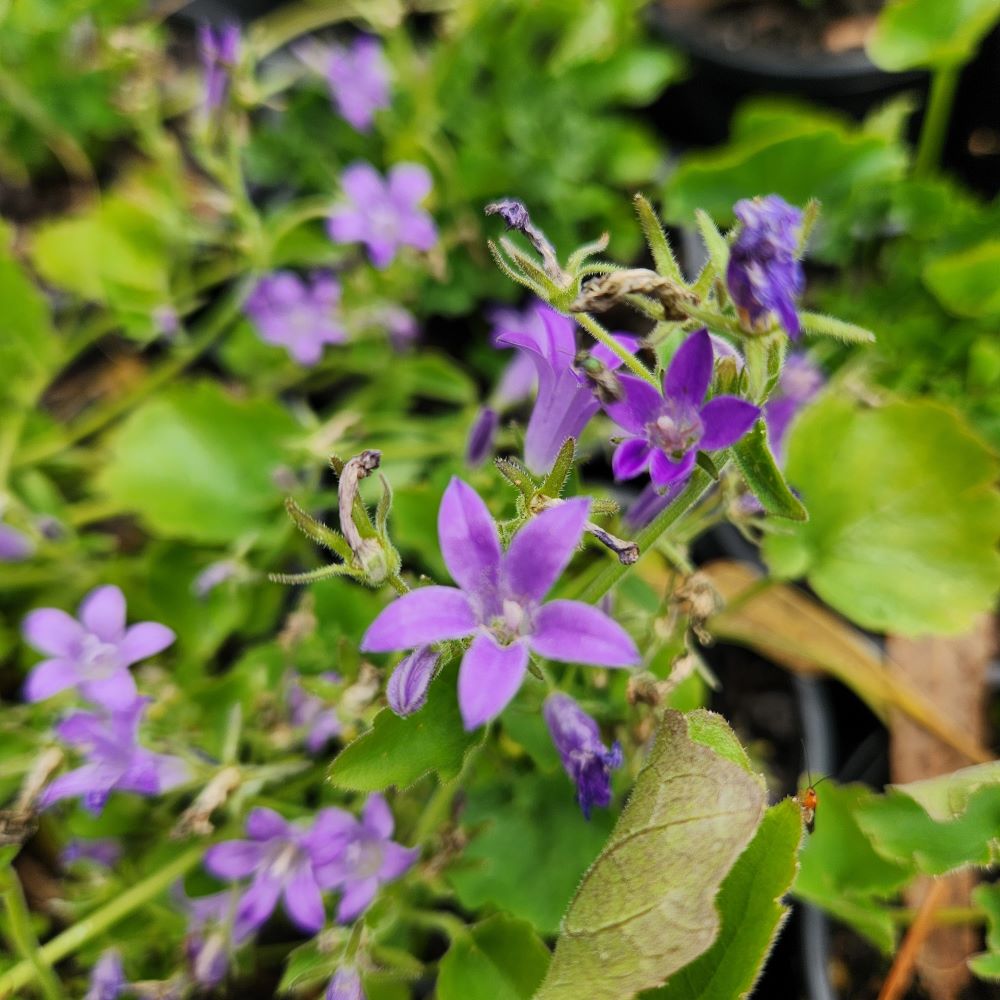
[575,313,660,388]
[413,742,483,846]
[252,0,381,60]
[914,65,960,178]
[0,867,64,1000]
[0,847,203,999]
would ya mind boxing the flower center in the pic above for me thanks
[344,835,384,879]
[80,634,121,680]
[646,399,703,460]
[368,203,399,242]
[489,599,532,646]
[266,841,306,880]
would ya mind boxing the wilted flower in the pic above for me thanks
[287,673,342,754]
[607,329,760,489]
[40,699,188,815]
[544,693,623,819]
[328,162,436,268]
[727,195,804,339]
[466,407,499,467]
[494,303,638,475]
[22,584,175,710]
[0,523,33,562]
[314,794,419,922]
[327,967,365,1000]
[199,24,241,112]
[178,889,245,988]
[62,837,121,869]
[764,352,824,456]
[386,647,438,717]
[86,949,127,1000]
[361,478,639,729]
[314,36,390,132]
[245,272,345,366]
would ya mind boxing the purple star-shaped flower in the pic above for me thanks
[204,807,351,936]
[86,949,127,1000]
[361,479,640,729]
[727,195,805,340]
[764,352,824,458]
[606,329,760,489]
[324,37,390,132]
[22,585,175,710]
[199,24,241,112]
[494,302,639,476]
[245,271,345,366]
[0,523,34,562]
[327,967,365,1000]
[327,162,436,269]
[314,794,419,923]
[544,693,623,819]
[40,699,189,815]
[287,672,342,754]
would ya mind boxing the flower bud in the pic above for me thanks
[466,407,499,467]
[387,646,438,717]
[327,967,365,1000]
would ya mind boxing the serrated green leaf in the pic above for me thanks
[647,798,803,1000]
[685,709,759,777]
[763,397,1000,635]
[889,761,1000,821]
[329,659,479,791]
[731,421,808,521]
[799,311,876,344]
[535,710,767,1000]
[539,438,576,497]
[437,914,550,1000]
[969,884,1000,981]
[922,240,1000,318]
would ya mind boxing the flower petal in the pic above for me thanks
[23,658,79,701]
[611,438,652,481]
[39,765,110,810]
[457,635,529,730]
[378,842,419,881]
[603,374,663,434]
[360,586,476,652]
[340,161,384,204]
[283,866,326,933]
[649,449,695,487]
[247,807,291,841]
[21,608,84,657]
[336,876,379,923]
[118,622,175,666]
[503,498,589,603]
[327,208,366,245]
[236,874,283,932]
[362,794,394,838]
[590,333,640,371]
[79,672,138,712]
[78,586,127,642]
[699,397,761,450]
[388,163,432,205]
[532,600,639,667]
[204,840,264,880]
[664,329,713,404]
[437,478,502,597]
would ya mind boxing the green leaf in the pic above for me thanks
[633,194,682,282]
[763,397,1000,635]
[799,311,877,344]
[969,884,1000,981]
[867,0,1000,71]
[534,711,767,1000]
[539,438,576,498]
[694,209,729,277]
[887,761,1000,821]
[647,799,803,1000]
[437,914,550,1000]
[923,240,1000,318]
[685,709,759,776]
[731,420,809,522]
[95,381,299,543]
[329,658,480,791]
[277,939,339,992]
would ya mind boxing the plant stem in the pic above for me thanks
[575,313,660,388]
[0,867,64,1000]
[914,65,960,178]
[0,847,203,998]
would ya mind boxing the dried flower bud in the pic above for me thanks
[674,573,723,644]
[485,198,563,282]
[339,450,389,583]
[571,269,698,320]
[626,673,662,707]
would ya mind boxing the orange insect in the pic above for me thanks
[796,742,829,833]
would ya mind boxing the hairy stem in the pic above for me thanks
[914,65,959,178]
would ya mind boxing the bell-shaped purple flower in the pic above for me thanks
[466,407,499,467]
[544,693,623,819]
[361,479,640,730]
[318,36,390,132]
[245,271,345,366]
[606,329,760,490]
[726,195,804,340]
[199,24,241,112]
[328,163,436,269]
[287,673,342,754]
[764,352,824,458]
[314,794,419,923]
[0,523,33,562]
[86,949,127,1000]
[489,302,541,407]
[494,303,639,476]
[386,647,438,717]
[327,966,365,1000]
[40,699,189,815]
[177,888,246,987]
[21,585,174,710]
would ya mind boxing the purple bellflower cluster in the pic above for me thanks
[726,195,805,340]
[244,271,345,366]
[544,693,623,818]
[328,163,436,269]
[300,36,390,132]
[607,329,759,490]
[361,478,640,729]
[198,24,241,113]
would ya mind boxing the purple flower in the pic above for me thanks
[466,407,499,467]
[61,837,121,869]
[86,949,127,1000]
[328,163,436,268]
[245,271,345,366]
[314,794,418,923]
[328,967,365,1000]
[624,479,686,531]
[204,807,351,935]
[322,37,390,132]
[0,523,34,562]
[191,560,238,598]
[495,303,639,476]
[199,24,241,112]
[361,479,640,729]
[287,673,342,754]
[489,305,540,407]
[544,693,623,819]
[40,699,189,815]
[178,889,244,987]
[764,352,824,457]
[22,585,175,710]
[606,329,760,489]
[379,304,419,350]
[727,195,804,340]
[386,647,438,717]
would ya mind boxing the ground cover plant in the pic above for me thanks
[1,1,999,998]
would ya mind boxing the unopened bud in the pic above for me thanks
[387,646,438,717]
